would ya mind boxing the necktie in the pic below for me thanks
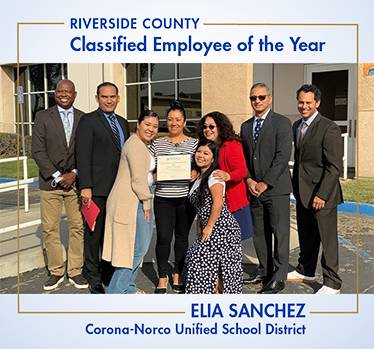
[300,122,308,141]
[108,114,121,149]
[62,110,71,145]
[253,118,264,143]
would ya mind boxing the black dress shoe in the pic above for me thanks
[243,275,267,285]
[155,277,168,294]
[257,280,285,294]
[102,275,113,287]
[90,282,105,294]
[155,287,167,294]
[173,284,185,293]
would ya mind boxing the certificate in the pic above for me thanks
[157,153,191,181]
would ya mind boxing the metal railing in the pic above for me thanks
[0,132,350,234]
[288,133,349,181]
[0,156,38,213]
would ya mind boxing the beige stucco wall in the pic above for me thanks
[273,64,305,124]
[68,63,125,115]
[112,64,125,116]
[358,63,374,178]
[0,66,15,133]
[68,63,103,113]
[200,63,309,159]
[202,63,252,133]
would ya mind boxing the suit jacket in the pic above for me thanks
[102,134,152,268]
[75,108,130,197]
[31,105,84,191]
[292,113,343,209]
[240,109,293,197]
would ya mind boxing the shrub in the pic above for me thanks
[0,133,32,158]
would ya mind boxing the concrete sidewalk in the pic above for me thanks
[0,186,299,281]
[1,186,373,294]
[0,193,300,279]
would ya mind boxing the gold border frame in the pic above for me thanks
[16,22,360,315]
[15,22,185,315]
[202,22,360,315]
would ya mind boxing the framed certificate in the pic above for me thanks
[157,153,191,181]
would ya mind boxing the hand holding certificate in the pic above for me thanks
[157,153,191,181]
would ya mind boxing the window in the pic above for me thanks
[125,64,201,128]
[13,64,68,135]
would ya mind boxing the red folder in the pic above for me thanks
[81,200,100,231]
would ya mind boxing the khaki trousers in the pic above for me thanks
[40,189,84,277]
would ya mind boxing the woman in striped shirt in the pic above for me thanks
[150,100,198,294]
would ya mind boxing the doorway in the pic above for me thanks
[305,64,357,169]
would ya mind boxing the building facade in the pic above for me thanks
[0,63,373,178]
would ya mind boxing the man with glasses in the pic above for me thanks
[240,83,293,294]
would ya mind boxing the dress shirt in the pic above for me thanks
[53,105,77,179]
[297,110,319,141]
[253,108,271,134]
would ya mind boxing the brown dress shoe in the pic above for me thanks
[43,275,64,291]
[69,274,89,289]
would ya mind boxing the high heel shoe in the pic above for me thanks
[155,276,168,294]
[172,273,184,293]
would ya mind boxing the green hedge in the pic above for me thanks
[0,133,32,158]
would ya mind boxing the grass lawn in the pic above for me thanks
[0,158,39,178]
[340,179,374,205]
[0,159,372,205]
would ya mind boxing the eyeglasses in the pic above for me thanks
[249,95,268,102]
[203,125,216,130]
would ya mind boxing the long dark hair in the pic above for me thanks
[196,111,241,144]
[195,139,220,205]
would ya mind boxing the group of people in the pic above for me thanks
[31,79,343,295]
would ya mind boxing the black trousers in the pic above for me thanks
[250,194,290,281]
[83,195,114,285]
[154,195,196,278]
[295,204,342,289]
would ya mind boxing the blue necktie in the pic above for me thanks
[254,118,264,143]
[108,114,121,149]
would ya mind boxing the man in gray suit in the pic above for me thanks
[287,84,343,294]
[32,79,87,291]
[241,83,293,294]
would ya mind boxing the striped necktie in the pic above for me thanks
[62,110,72,145]
[108,114,121,149]
[300,122,308,141]
[254,118,264,143]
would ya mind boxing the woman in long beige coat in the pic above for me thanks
[103,110,159,294]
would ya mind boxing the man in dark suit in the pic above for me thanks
[287,84,343,294]
[241,83,293,294]
[32,79,87,290]
[75,82,130,294]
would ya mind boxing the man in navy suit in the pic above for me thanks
[241,83,293,294]
[75,82,130,293]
